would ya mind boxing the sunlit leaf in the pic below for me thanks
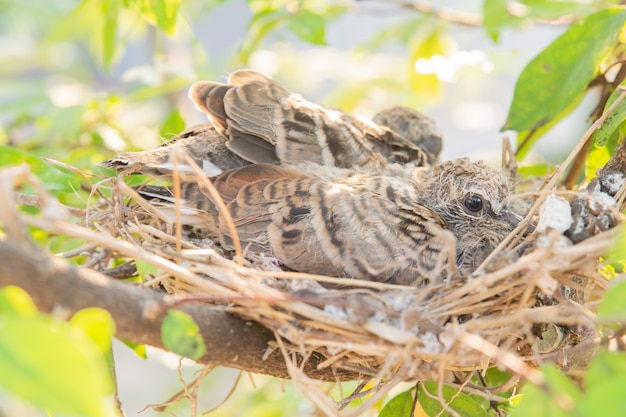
[101,0,121,69]
[409,24,452,97]
[418,381,490,417]
[122,340,148,359]
[161,309,206,360]
[0,286,38,315]
[521,0,595,20]
[510,365,580,417]
[237,9,285,64]
[586,139,612,180]
[504,8,626,132]
[0,145,81,193]
[595,85,626,146]
[70,309,116,395]
[585,351,626,388]
[578,353,626,417]
[359,16,428,52]
[160,109,186,139]
[483,0,520,42]
[379,389,414,417]
[598,279,626,321]
[0,314,112,417]
[136,259,159,276]
[518,163,549,178]
[286,10,327,45]
[132,0,181,35]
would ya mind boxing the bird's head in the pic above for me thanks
[419,158,520,274]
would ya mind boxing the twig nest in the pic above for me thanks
[536,195,573,233]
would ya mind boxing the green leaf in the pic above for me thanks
[379,389,414,417]
[521,0,595,20]
[0,286,38,315]
[359,16,428,52]
[409,24,452,97]
[136,259,159,276]
[122,340,148,359]
[286,10,327,45]
[161,309,206,360]
[598,279,626,321]
[418,381,490,417]
[483,0,520,42]
[70,309,116,395]
[160,109,186,139]
[132,0,180,35]
[577,374,626,417]
[503,8,626,132]
[585,350,626,389]
[101,0,121,69]
[0,146,81,193]
[0,313,112,416]
[586,138,612,180]
[237,9,286,64]
[595,86,626,146]
[510,365,580,417]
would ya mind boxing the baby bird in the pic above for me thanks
[141,158,518,286]
[102,70,442,177]
[189,69,442,170]
[102,123,248,177]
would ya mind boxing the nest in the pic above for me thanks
[5,126,626,416]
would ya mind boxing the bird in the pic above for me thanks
[102,70,442,177]
[102,122,249,177]
[139,158,519,286]
[188,69,443,170]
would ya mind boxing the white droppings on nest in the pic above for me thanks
[323,304,349,321]
[418,332,443,354]
[372,310,388,322]
[364,320,418,344]
[601,171,626,195]
[535,234,572,249]
[588,189,617,212]
[387,294,416,311]
[536,195,573,232]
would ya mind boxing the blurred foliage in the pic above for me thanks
[2,1,626,416]
[0,287,114,417]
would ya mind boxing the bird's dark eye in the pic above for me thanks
[464,195,483,213]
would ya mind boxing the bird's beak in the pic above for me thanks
[499,209,535,235]
[500,209,522,228]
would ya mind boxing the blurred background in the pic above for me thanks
[0,0,598,415]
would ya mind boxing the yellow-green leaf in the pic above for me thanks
[160,109,186,139]
[286,10,327,45]
[132,0,180,35]
[483,0,520,42]
[70,308,116,395]
[0,314,112,416]
[0,286,38,316]
[510,365,580,417]
[595,85,626,146]
[161,309,206,360]
[598,279,626,321]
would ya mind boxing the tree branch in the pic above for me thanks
[0,239,361,382]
